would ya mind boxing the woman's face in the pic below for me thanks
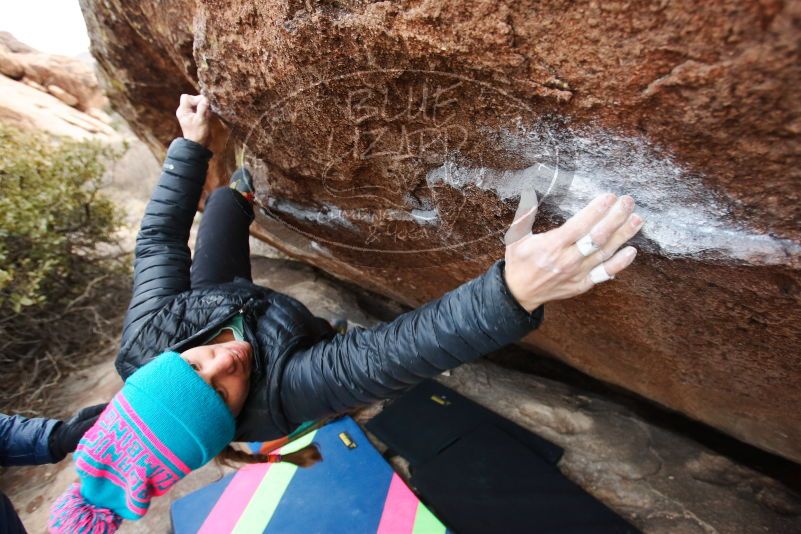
[180,340,252,416]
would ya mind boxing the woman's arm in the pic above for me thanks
[0,413,59,466]
[280,191,644,425]
[119,96,213,346]
[280,260,544,424]
[0,405,106,466]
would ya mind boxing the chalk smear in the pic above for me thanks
[425,124,801,267]
[266,197,440,229]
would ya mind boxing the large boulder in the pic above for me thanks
[0,33,116,140]
[0,75,117,140]
[0,31,107,112]
[79,0,801,462]
[0,50,24,80]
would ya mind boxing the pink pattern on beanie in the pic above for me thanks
[48,483,123,534]
[47,352,236,533]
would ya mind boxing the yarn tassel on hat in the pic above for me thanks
[49,483,123,534]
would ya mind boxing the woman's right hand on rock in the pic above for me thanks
[503,192,645,313]
[176,94,211,148]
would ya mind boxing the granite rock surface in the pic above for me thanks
[78,0,801,462]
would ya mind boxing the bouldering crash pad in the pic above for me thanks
[171,416,450,533]
[367,380,637,534]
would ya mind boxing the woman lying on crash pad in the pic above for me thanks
[49,94,644,532]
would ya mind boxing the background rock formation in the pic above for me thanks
[0,32,115,140]
[79,0,801,462]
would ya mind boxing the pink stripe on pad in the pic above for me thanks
[376,473,419,534]
[198,463,271,534]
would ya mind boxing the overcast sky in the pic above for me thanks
[0,1,90,57]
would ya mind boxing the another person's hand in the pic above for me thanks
[48,403,107,462]
[503,192,644,312]
[176,94,212,147]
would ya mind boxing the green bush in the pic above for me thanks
[0,124,123,310]
[0,124,128,413]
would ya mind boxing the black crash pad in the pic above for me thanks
[366,379,564,466]
[412,423,637,534]
[366,380,637,534]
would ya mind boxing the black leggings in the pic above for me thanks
[190,186,254,288]
[190,184,335,338]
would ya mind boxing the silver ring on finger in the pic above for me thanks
[575,234,600,257]
[589,263,614,284]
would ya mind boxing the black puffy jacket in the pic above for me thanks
[117,138,545,441]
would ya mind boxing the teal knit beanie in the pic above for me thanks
[49,351,235,532]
